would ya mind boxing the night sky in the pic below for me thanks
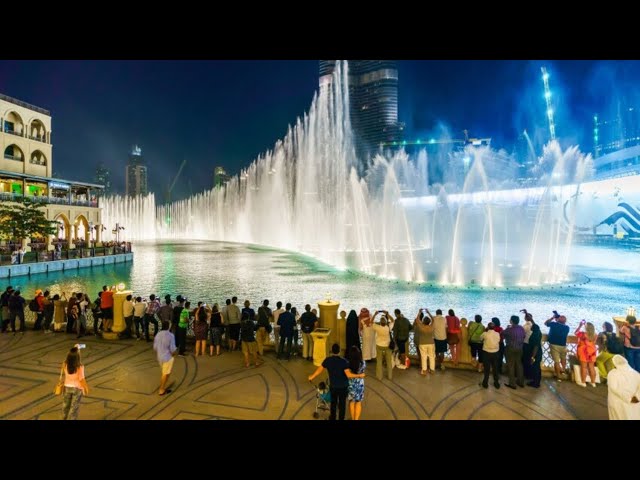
[1,60,639,201]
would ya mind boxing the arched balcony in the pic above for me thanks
[29,119,47,143]
[30,150,47,166]
[4,144,24,162]
[3,111,25,137]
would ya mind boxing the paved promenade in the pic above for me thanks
[0,332,608,420]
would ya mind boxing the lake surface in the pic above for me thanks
[8,240,639,330]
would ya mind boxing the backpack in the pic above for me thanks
[628,326,640,348]
[606,332,624,354]
[28,297,39,312]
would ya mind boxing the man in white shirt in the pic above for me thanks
[133,296,147,340]
[121,294,135,339]
[427,309,448,370]
[371,310,394,381]
[480,322,501,389]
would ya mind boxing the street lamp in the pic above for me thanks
[112,223,125,244]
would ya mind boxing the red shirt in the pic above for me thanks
[101,290,114,309]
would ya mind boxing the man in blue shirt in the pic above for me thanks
[153,320,177,395]
[309,343,365,420]
[545,313,570,381]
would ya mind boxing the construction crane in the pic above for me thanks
[164,159,187,205]
[541,66,556,141]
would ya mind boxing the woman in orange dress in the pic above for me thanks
[575,320,598,387]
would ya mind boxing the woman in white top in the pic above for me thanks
[61,346,90,420]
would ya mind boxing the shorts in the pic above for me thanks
[550,344,567,363]
[242,341,257,355]
[102,307,113,320]
[435,339,448,354]
[447,332,460,345]
[229,324,241,341]
[161,358,174,375]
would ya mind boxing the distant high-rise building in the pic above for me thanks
[213,166,230,188]
[319,60,404,162]
[125,145,148,196]
[94,162,111,195]
[594,105,640,158]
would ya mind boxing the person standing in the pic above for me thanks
[480,322,501,389]
[346,310,361,355]
[445,309,461,367]
[194,307,209,357]
[426,308,448,370]
[359,308,376,362]
[33,289,45,330]
[133,296,147,340]
[42,290,54,333]
[272,301,284,348]
[309,343,365,421]
[1,286,14,333]
[347,346,366,420]
[60,346,90,420]
[575,320,598,387]
[172,295,185,334]
[392,309,412,366]
[153,320,177,395]
[492,317,505,375]
[8,289,26,333]
[544,312,570,381]
[176,301,191,356]
[596,321,622,380]
[121,294,135,339]
[620,315,640,373]
[209,304,224,356]
[158,298,173,328]
[468,314,485,372]
[371,310,394,381]
[255,300,270,357]
[144,294,161,342]
[300,304,318,361]
[277,303,295,360]
[227,296,242,351]
[502,315,526,389]
[100,285,115,332]
[607,355,640,420]
[526,320,543,388]
[413,310,436,375]
[240,311,262,368]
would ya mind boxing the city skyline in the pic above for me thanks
[2,60,640,200]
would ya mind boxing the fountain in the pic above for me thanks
[101,61,634,289]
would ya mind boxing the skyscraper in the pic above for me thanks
[94,162,111,195]
[213,166,230,188]
[125,145,148,196]
[319,60,403,162]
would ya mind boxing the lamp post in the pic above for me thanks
[112,223,125,246]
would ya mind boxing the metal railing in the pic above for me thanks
[0,192,98,208]
[0,244,132,266]
[0,93,51,115]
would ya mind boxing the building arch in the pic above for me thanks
[3,111,25,135]
[73,214,90,244]
[53,213,71,244]
[4,144,24,162]
[28,118,47,141]
[30,149,47,166]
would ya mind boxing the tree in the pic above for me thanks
[0,197,58,245]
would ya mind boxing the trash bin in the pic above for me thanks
[310,328,331,366]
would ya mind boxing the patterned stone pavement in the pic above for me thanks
[0,331,608,420]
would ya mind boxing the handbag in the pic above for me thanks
[54,363,64,395]
[388,325,396,351]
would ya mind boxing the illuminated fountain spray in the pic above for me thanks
[101,61,594,287]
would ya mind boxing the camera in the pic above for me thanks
[552,310,559,318]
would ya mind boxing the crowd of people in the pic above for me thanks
[2,283,640,420]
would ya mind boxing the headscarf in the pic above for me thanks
[359,308,372,327]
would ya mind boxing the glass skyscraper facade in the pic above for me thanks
[319,60,403,162]
[125,145,148,196]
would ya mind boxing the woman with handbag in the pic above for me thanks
[58,345,90,420]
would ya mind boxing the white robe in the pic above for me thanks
[360,320,377,361]
[607,355,640,420]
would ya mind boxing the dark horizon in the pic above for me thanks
[2,60,639,201]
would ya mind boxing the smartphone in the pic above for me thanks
[77,344,86,349]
